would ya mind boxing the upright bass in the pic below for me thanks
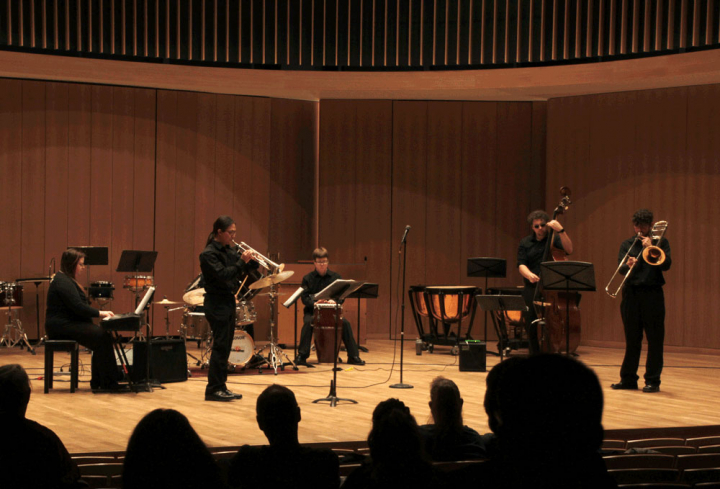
[532,187,582,354]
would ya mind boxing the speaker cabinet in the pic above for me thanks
[131,338,188,383]
[459,341,486,372]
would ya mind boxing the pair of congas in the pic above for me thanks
[313,303,343,364]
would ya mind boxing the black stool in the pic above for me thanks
[44,339,80,393]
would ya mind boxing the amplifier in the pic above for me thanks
[459,340,486,372]
[131,338,188,383]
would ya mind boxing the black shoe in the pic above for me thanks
[224,389,243,400]
[347,356,365,366]
[610,381,638,390]
[642,384,660,393]
[205,390,235,402]
[294,357,315,368]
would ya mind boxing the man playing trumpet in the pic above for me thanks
[611,209,672,393]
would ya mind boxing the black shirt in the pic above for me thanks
[517,233,564,285]
[199,240,258,297]
[618,235,671,287]
[301,269,342,316]
[45,272,99,327]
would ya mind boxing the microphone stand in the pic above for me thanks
[391,229,413,389]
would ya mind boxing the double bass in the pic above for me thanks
[532,187,582,354]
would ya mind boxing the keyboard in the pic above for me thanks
[102,313,142,331]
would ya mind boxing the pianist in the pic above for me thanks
[45,249,121,392]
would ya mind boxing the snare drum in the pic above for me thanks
[88,281,115,304]
[313,303,343,364]
[0,282,23,310]
[181,308,210,340]
[123,275,154,292]
[228,329,255,367]
[236,300,257,326]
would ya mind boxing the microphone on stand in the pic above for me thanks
[399,225,411,251]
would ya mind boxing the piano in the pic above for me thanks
[102,312,142,331]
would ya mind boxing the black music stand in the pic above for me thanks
[116,250,158,392]
[283,286,305,360]
[345,283,378,353]
[539,261,596,356]
[312,279,364,407]
[475,295,528,361]
[467,258,506,355]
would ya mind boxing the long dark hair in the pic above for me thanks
[60,249,86,279]
[206,215,235,246]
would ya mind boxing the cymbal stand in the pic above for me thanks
[0,286,35,354]
[253,283,298,374]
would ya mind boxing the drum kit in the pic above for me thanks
[173,243,296,373]
[0,281,34,354]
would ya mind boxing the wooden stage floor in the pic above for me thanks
[5,339,720,454]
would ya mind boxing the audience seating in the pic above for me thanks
[627,438,687,449]
[676,454,720,471]
[604,455,675,470]
[651,446,697,456]
[608,469,680,485]
[77,462,123,489]
[617,484,689,488]
[687,437,720,448]
[680,468,720,485]
[603,439,628,450]
[44,339,79,393]
[699,446,720,454]
[695,483,720,488]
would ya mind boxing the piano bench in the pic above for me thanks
[44,339,80,394]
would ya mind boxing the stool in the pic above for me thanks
[44,339,80,393]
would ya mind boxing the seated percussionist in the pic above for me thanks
[294,247,364,367]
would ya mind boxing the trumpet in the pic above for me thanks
[605,220,668,298]
[232,240,284,274]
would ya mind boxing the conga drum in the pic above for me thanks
[313,303,343,364]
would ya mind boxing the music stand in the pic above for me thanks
[345,283,378,353]
[312,279,364,407]
[475,295,528,361]
[467,258,506,355]
[116,250,159,392]
[539,261,596,356]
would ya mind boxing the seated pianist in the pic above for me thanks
[45,249,122,392]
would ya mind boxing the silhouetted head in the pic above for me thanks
[428,376,463,435]
[0,364,31,418]
[123,408,222,489]
[256,384,301,443]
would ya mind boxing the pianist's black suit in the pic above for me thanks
[45,271,119,390]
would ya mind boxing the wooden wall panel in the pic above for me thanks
[20,82,47,335]
[318,100,358,264]
[132,88,157,252]
[153,91,178,327]
[354,100,393,339]
[391,101,429,338]
[547,86,720,352]
[67,85,93,248]
[0,79,23,286]
[269,99,315,263]
[425,102,463,286]
[684,85,720,349]
[192,93,217,275]
[214,95,235,228]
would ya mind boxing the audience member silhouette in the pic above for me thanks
[0,364,86,489]
[476,354,617,489]
[419,376,488,461]
[342,398,445,489]
[227,384,339,489]
[122,408,224,489]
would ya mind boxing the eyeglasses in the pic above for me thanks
[533,223,546,229]
[315,261,329,265]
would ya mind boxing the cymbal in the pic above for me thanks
[157,298,183,305]
[248,270,295,290]
[256,292,289,297]
[183,288,206,306]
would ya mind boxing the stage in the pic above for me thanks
[6,339,720,454]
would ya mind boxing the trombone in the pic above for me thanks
[232,240,284,274]
[605,221,668,298]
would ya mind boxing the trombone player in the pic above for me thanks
[610,209,672,393]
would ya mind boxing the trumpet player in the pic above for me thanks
[200,215,258,402]
[611,209,672,393]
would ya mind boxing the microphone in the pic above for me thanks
[283,286,306,309]
[400,225,411,245]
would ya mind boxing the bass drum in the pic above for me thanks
[228,329,255,367]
